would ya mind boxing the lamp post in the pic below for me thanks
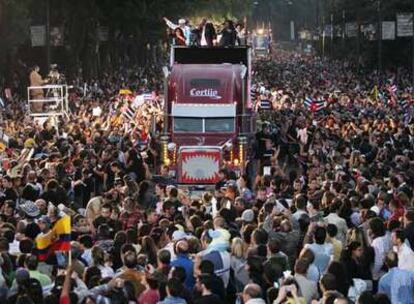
[240,65,248,135]
[238,135,248,174]
[412,14,414,92]
[377,0,382,76]
[46,0,51,68]
[330,13,334,57]
[342,9,345,52]
[162,66,170,137]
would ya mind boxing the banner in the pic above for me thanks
[361,24,376,40]
[324,25,333,38]
[98,26,109,42]
[397,13,413,37]
[382,21,395,40]
[30,25,46,47]
[50,27,64,46]
[334,25,343,38]
[346,22,358,37]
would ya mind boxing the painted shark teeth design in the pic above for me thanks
[181,152,220,183]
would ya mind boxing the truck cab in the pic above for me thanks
[161,47,254,185]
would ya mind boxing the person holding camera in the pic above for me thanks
[273,278,306,304]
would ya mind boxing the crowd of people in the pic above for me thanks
[0,40,414,304]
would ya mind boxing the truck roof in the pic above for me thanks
[169,64,243,104]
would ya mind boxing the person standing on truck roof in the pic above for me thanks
[198,18,216,47]
[163,17,188,46]
[235,23,247,46]
[219,20,237,47]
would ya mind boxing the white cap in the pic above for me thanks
[370,206,380,216]
[241,209,254,222]
[178,19,186,25]
[172,230,191,241]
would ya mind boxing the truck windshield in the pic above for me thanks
[173,117,234,133]
[174,118,203,132]
[205,118,234,132]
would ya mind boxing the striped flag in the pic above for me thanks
[304,97,325,113]
[304,96,313,108]
[389,84,397,94]
[400,99,410,110]
[122,105,136,121]
[142,92,155,100]
[387,85,398,106]
[404,106,414,126]
[250,89,258,102]
[260,99,271,110]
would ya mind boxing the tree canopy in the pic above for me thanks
[0,0,413,83]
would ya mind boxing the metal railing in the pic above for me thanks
[27,84,70,118]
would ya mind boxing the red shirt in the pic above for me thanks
[60,295,70,304]
[120,210,142,230]
[390,207,405,222]
[138,288,160,304]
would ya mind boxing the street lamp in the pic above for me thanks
[162,66,170,137]
[240,65,248,135]
[377,0,382,76]
[46,0,51,68]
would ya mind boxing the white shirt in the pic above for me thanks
[324,213,348,244]
[306,263,320,283]
[81,248,92,266]
[9,239,20,256]
[163,242,176,260]
[292,209,307,222]
[201,26,207,46]
[397,242,414,270]
[99,264,115,278]
[371,235,392,280]
[304,243,333,274]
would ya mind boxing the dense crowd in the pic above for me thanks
[0,45,413,304]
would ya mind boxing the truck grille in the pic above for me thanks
[180,149,221,184]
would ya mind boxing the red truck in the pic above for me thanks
[160,46,255,185]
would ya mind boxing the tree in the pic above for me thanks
[0,0,31,83]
